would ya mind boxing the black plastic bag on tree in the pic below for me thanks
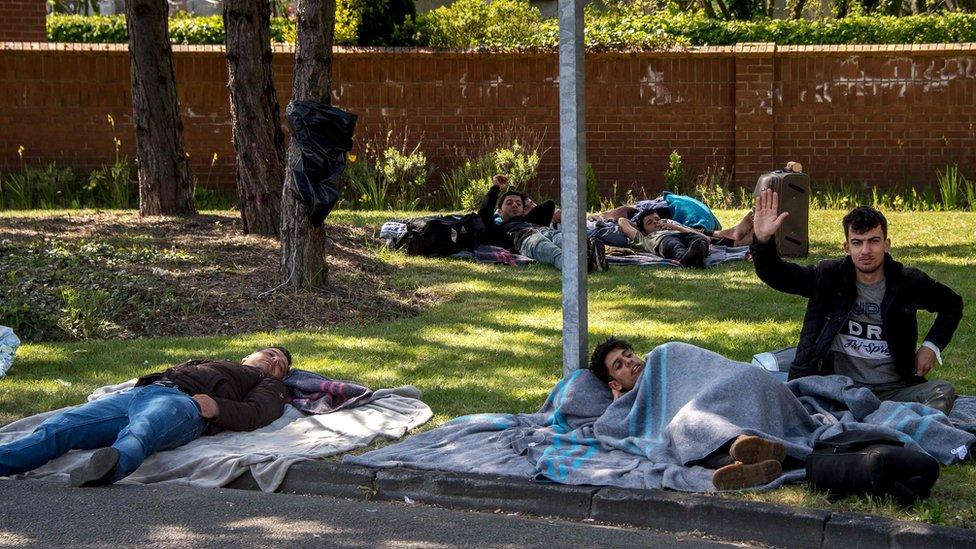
[285,100,358,227]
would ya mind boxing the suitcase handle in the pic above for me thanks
[785,236,802,245]
[788,183,806,194]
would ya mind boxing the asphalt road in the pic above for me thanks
[0,479,755,548]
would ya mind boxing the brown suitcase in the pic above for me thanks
[753,169,810,258]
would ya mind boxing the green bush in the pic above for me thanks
[413,0,547,50]
[342,140,429,210]
[343,154,388,210]
[441,154,497,211]
[85,160,136,209]
[440,140,540,211]
[585,163,602,213]
[0,163,77,209]
[655,12,976,46]
[47,13,127,43]
[379,145,429,210]
[47,13,295,44]
[48,10,976,48]
[1,151,136,210]
[664,150,684,194]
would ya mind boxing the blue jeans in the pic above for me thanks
[0,384,206,482]
[519,227,563,270]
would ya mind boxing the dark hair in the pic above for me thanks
[498,190,526,208]
[842,206,888,238]
[270,346,292,367]
[633,209,659,235]
[588,337,633,383]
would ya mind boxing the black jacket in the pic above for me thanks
[137,360,286,435]
[751,238,963,383]
[477,185,556,250]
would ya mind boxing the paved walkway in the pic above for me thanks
[0,480,751,548]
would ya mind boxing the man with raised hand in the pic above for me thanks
[751,189,963,413]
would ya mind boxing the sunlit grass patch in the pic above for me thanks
[4,208,976,527]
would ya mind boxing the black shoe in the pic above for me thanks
[586,237,608,273]
[679,238,709,269]
[70,447,119,487]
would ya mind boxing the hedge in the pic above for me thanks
[46,10,976,49]
[47,14,297,44]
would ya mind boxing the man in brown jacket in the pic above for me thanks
[0,347,291,487]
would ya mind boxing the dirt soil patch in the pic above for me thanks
[0,212,431,341]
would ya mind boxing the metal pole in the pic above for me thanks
[558,0,587,377]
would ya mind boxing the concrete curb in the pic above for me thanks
[226,461,976,548]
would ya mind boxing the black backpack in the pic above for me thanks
[403,214,485,257]
[805,431,940,507]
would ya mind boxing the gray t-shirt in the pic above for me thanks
[830,278,904,391]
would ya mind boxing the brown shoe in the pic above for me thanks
[711,459,782,491]
[730,435,787,464]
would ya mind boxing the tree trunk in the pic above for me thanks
[224,0,286,236]
[125,0,195,216]
[698,0,719,19]
[791,0,809,18]
[280,0,335,289]
[714,0,734,19]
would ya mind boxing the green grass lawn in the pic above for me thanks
[3,208,975,527]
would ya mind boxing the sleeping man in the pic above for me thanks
[615,209,711,268]
[0,347,291,487]
[589,337,791,489]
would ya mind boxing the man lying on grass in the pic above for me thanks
[589,338,793,490]
[0,347,291,487]
[616,209,712,268]
[589,199,755,249]
[752,190,963,414]
[477,174,609,272]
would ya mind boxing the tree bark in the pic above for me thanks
[698,0,719,19]
[791,0,809,18]
[224,0,286,236]
[713,0,734,19]
[279,0,335,289]
[125,0,195,216]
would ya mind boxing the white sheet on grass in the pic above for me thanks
[0,385,432,492]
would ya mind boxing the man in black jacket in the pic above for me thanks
[477,174,607,272]
[0,347,291,487]
[751,189,963,413]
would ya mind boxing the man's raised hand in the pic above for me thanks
[753,188,789,244]
[492,174,508,190]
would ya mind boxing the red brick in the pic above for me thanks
[0,45,974,194]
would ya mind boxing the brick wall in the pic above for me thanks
[0,1,46,42]
[1,43,974,199]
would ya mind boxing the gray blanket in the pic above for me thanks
[346,342,975,492]
[2,387,432,492]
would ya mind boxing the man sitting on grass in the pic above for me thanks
[477,174,608,272]
[0,347,291,487]
[616,209,712,268]
[589,337,789,490]
[752,190,963,414]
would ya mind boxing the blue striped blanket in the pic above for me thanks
[346,342,975,492]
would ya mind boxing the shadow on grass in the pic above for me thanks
[6,207,976,420]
